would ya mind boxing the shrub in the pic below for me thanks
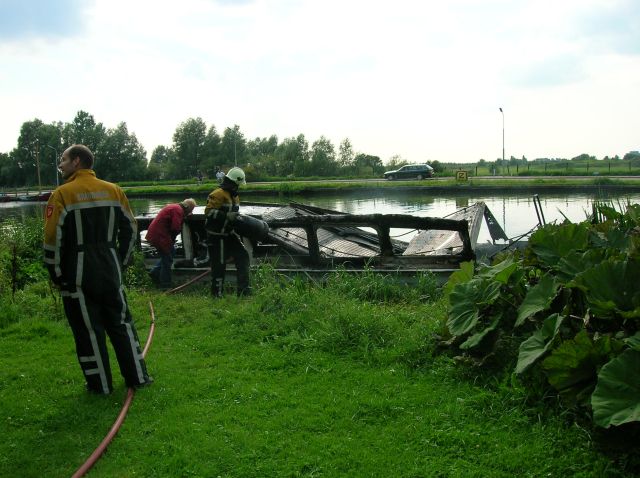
[442,202,640,428]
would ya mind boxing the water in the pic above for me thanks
[3,189,639,244]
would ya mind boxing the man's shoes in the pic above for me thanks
[86,384,112,395]
[131,376,154,390]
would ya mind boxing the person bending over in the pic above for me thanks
[146,198,196,289]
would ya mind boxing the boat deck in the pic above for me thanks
[136,201,505,283]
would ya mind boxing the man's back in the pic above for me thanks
[44,169,136,294]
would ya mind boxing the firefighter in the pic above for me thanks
[43,144,152,395]
[204,167,251,297]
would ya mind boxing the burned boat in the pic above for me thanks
[135,201,508,283]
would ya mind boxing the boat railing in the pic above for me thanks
[265,213,473,265]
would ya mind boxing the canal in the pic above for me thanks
[2,188,640,244]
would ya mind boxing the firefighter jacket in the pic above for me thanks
[145,203,186,254]
[43,169,137,292]
[204,187,239,235]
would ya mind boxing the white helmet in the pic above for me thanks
[226,167,246,186]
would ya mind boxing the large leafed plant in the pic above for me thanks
[444,203,640,428]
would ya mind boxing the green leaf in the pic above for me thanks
[443,261,474,298]
[542,330,600,405]
[447,279,501,336]
[625,332,640,351]
[515,274,559,327]
[554,249,607,283]
[528,223,590,268]
[570,258,640,319]
[592,349,640,428]
[460,315,501,350]
[515,313,564,374]
[477,257,518,284]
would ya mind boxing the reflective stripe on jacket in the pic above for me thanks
[43,169,136,291]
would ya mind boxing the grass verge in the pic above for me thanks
[1,269,637,477]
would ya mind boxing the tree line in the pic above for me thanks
[0,111,386,187]
[2,110,637,188]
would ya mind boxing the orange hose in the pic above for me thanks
[71,301,157,478]
[164,269,210,295]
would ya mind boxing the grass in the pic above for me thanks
[1,268,637,477]
[115,176,640,199]
[5,174,640,199]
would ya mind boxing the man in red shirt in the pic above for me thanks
[146,198,196,288]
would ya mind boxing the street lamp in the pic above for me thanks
[499,107,505,165]
[44,144,60,187]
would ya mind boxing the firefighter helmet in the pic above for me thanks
[225,167,246,186]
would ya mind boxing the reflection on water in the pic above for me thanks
[3,189,640,245]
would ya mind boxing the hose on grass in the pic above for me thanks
[164,269,210,294]
[70,301,157,478]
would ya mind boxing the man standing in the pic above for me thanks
[43,144,153,395]
[215,168,225,184]
[205,167,250,297]
[146,198,196,289]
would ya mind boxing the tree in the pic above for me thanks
[62,111,106,155]
[274,134,309,176]
[220,125,247,168]
[353,153,383,176]
[98,122,147,182]
[309,136,336,176]
[15,119,47,187]
[246,135,279,177]
[571,153,596,162]
[385,155,407,170]
[427,160,444,174]
[172,117,207,179]
[201,125,222,175]
[247,135,278,158]
[148,146,175,180]
[338,138,355,169]
[0,152,14,187]
[11,119,64,187]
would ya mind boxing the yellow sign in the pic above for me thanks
[456,170,468,181]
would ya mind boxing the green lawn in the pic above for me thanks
[1,272,635,477]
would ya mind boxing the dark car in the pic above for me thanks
[383,164,434,180]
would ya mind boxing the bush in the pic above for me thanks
[0,216,47,295]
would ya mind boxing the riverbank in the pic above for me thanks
[3,176,640,201]
[120,176,640,198]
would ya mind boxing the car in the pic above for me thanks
[383,164,434,180]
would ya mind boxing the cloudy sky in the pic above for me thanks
[0,0,638,164]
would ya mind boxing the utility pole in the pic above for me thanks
[35,140,42,193]
[499,107,505,165]
[44,144,59,187]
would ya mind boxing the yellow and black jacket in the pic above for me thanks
[204,187,239,235]
[43,169,136,292]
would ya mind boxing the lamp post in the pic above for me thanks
[499,107,505,165]
[44,144,59,187]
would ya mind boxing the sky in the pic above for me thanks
[0,0,638,164]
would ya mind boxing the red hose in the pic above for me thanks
[71,301,157,478]
[165,269,210,294]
